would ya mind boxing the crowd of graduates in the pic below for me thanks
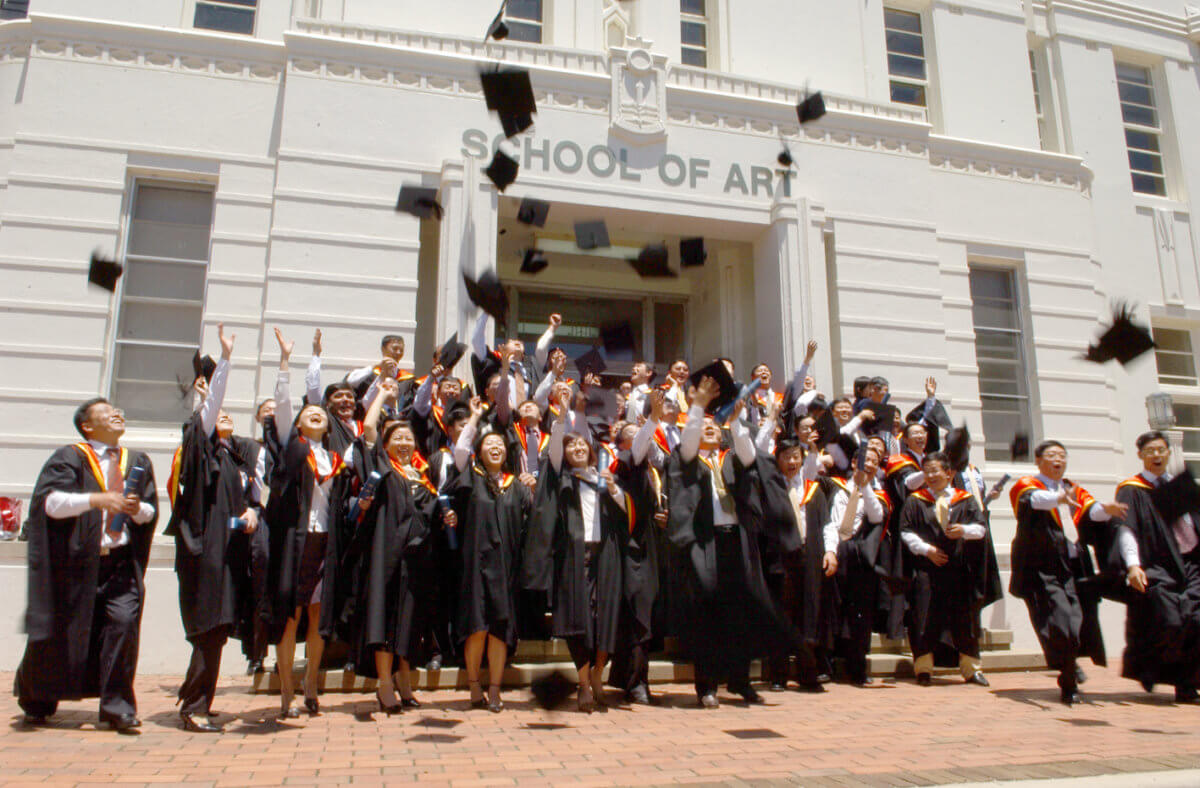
[14,311,1200,734]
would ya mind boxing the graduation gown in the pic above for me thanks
[827,477,893,648]
[522,460,629,654]
[447,462,532,649]
[263,434,354,644]
[1009,477,1109,669]
[877,454,921,638]
[1113,475,1200,688]
[665,446,788,679]
[900,489,1002,665]
[15,444,157,704]
[164,413,257,641]
[344,444,435,677]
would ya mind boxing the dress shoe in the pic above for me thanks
[966,671,990,687]
[304,696,320,715]
[1075,666,1088,685]
[400,695,421,709]
[179,711,221,733]
[1175,685,1199,704]
[375,688,402,716]
[22,713,48,726]
[768,681,787,692]
[100,712,140,732]
[627,685,651,705]
[1141,678,1156,693]
[816,673,832,685]
[425,655,442,671]
[797,681,826,693]
[246,659,263,676]
[738,687,765,705]
[850,675,873,687]
[699,692,719,709]
[1060,688,1080,706]
[278,700,300,719]
[916,673,932,687]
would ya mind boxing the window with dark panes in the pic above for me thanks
[681,0,708,68]
[1117,62,1167,196]
[0,0,29,20]
[111,182,214,424]
[884,7,928,107]
[194,0,257,35]
[505,0,543,44]
[1152,326,1197,387]
[968,266,1034,461]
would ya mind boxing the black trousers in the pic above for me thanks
[240,525,269,663]
[179,627,228,716]
[694,529,752,698]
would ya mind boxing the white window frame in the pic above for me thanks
[108,178,215,426]
[504,0,544,45]
[1116,60,1168,197]
[1151,321,1200,475]
[190,0,258,36]
[883,6,930,109]
[680,0,710,69]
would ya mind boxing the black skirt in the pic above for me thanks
[297,531,328,608]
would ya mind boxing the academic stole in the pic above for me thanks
[910,488,972,534]
[1009,477,1096,535]
[73,442,130,492]
[167,444,184,506]
[305,448,345,483]
[474,464,516,496]
[374,365,413,384]
[388,454,436,496]
[699,450,734,514]
[515,426,549,474]
[789,478,819,541]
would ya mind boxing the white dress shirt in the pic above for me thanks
[901,487,985,557]
[829,480,886,542]
[307,444,335,534]
[44,439,155,550]
[1117,470,1198,568]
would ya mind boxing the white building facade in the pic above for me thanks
[1,0,1199,665]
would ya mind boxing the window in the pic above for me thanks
[680,0,708,68]
[0,0,29,20]
[504,0,543,44]
[884,7,928,107]
[968,266,1034,462]
[1152,326,1198,386]
[111,182,214,424]
[1117,62,1166,196]
[1030,50,1047,149]
[194,0,257,35]
[1174,403,1200,478]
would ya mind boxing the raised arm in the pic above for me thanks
[533,313,560,372]
[548,408,566,472]
[362,377,396,448]
[273,327,295,444]
[199,323,234,437]
[680,376,718,463]
[790,339,818,397]
[495,349,513,427]
[470,311,489,361]
[413,367,438,417]
[305,329,322,407]
[453,396,485,471]
[729,403,756,467]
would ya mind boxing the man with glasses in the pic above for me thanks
[15,398,158,730]
[1113,431,1200,702]
[1009,440,1126,705]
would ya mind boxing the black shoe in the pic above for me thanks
[627,685,650,705]
[768,681,787,692]
[816,673,832,685]
[468,680,487,709]
[1141,678,1156,693]
[179,711,221,733]
[916,673,932,687]
[850,675,873,687]
[1061,688,1080,706]
[246,659,263,676]
[22,713,48,726]
[699,692,719,709]
[425,655,442,671]
[304,696,319,715]
[798,681,826,693]
[400,696,421,709]
[738,687,765,705]
[966,671,989,687]
[1075,666,1088,685]
[1175,685,1199,704]
[101,712,140,732]
[375,688,402,716]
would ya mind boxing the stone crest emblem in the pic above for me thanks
[609,38,668,145]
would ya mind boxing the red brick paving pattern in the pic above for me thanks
[1,665,1198,787]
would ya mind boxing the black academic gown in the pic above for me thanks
[164,414,256,641]
[878,455,921,639]
[614,449,661,644]
[829,478,893,675]
[15,444,157,706]
[1114,476,1200,688]
[900,490,1002,665]
[665,446,788,683]
[448,462,532,649]
[523,459,628,657]
[263,434,354,644]
[344,443,435,677]
[1009,478,1109,671]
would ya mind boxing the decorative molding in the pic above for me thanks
[28,35,280,84]
[268,227,421,252]
[928,134,1092,195]
[1045,0,1191,38]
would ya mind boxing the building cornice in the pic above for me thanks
[1037,0,1192,38]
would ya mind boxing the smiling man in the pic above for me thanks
[15,397,158,730]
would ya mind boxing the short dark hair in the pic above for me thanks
[323,382,355,404]
[774,437,802,459]
[1034,440,1066,460]
[381,420,414,446]
[831,396,852,408]
[752,362,770,375]
[869,376,889,389]
[922,451,951,472]
[1136,431,1169,451]
[381,334,404,350]
[73,397,109,438]
[255,398,274,417]
[852,376,871,398]
[902,421,927,441]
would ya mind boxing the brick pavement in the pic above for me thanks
[1,664,1198,787]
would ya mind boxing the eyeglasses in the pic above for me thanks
[1141,446,1170,456]
[1040,451,1067,460]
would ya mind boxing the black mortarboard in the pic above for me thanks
[530,669,575,711]
[445,400,471,423]
[680,237,706,268]
[484,150,519,192]
[191,351,216,383]
[1082,302,1156,366]
[1010,432,1030,462]
[573,220,609,250]
[777,145,794,168]
[517,197,550,227]
[575,347,607,378]
[462,269,509,328]
[945,424,971,473]
[436,332,467,370]
[627,243,676,278]
[688,360,739,415]
[480,68,536,139]
[1150,468,1200,525]
[88,251,123,292]
[813,409,840,447]
[860,402,898,437]
[485,1,509,41]
[520,248,549,275]
[797,91,826,124]
[906,399,952,431]
[600,321,635,356]
[584,386,618,421]
[395,185,443,220]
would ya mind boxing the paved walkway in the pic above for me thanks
[1,664,1198,787]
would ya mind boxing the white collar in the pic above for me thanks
[88,439,119,453]
[1035,473,1062,490]
[1141,469,1167,484]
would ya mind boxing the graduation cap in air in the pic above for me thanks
[906,399,953,431]
[945,424,971,473]
[1010,432,1030,462]
[520,248,549,275]
[517,197,550,227]
[529,669,575,711]
[1082,301,1156,366]
[1150,468,1200,526]
[584,386,618,421]
[688,359,739,416]
[445,399,471,423]
[484,0,509,41]
[192,351,217,383]
[680,237,707,268]
[600,321,635,357]
[777,144,794,168]
[480,68,536,139]
[627,243,676,278]
[462,269,510,328]
[436,332,467,370]
[395,185,443,220]
[484,150,520,192]
[87,251,123,293]
[797,91,826,124]
[859,401,898,437]
[574,347,607,379]
[574,220,609,250]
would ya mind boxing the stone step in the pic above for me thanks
[250,648,1045,694]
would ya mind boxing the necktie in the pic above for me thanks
[104,448,125,542]
[706,455,735,514]
[788,485,807,543]
[1159,477,1199,555]
[935,491,950,534]
[838,483,861,541]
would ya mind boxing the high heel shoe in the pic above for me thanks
[278,696,300,719]
[577,685,595,714]
[468,679,487,709]
[375,687,402,716]
[302,677,320,715]
[487,685,504,713]
[180,710,222,733]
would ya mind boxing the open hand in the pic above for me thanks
[218,322,235,359]
[274,327,294,360]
